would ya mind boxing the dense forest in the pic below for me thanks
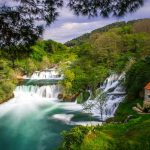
[0,18,150,150]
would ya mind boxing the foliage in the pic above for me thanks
[63,19,150,96]
[0,59,16,102]
[0,18,150,150]
[60,116,150,150]
[133,19,150,34]
[65,19,150,47]
[0,0,145,57]
[76,91,90,104]
[60,126,89,150]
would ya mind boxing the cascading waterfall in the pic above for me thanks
[23,68,64,80]
[85,73,126,121]
[14,85,61,99]
[12,68,63,103]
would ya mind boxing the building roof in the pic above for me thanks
[144,82,150,90]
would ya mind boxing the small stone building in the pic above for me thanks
[144,82,150,101]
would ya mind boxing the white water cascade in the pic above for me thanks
[85,73,126,121]
[14,85,61,99]
[23,68,64,80]
[13,68,63,100]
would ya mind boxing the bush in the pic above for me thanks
[60,126,89,150]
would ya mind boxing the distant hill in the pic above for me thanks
[65,18,150,47]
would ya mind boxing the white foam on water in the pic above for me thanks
[0,68,84,123]
[50,114,102,126]
[14,84,61,99]
[51,114,74,123]
[24,68,64,80]
[61,102,82,111]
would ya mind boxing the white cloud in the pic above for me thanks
[43,20,117,43]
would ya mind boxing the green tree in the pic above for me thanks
[90,31,122,67]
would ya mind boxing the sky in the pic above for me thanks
[43,0,150,43]
[1,0,150,43]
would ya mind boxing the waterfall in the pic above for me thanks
[14,85,61,99]
[14,68,63,100]
[85,73,126,121]
[23,68,64,80]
